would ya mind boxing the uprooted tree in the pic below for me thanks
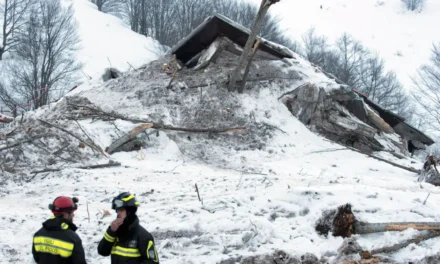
[316,204,440,261]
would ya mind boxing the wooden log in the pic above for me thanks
[228,0,278,92]
[193,37,226,70]
[366,107,394,134]
[30,161,122,175]
[105,123,153,154]
[238,37,262,93]
[355,221,440,234]
[360,231,440,258]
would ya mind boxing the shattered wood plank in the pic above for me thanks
[366,107,394,134]
[106,123,153,154]
[193,37,226,70]
[105,123,248,155]
[328,115,377,139]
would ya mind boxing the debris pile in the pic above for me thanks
[316,204,440,262]
[218,250,323,264]
[418,155,440,186]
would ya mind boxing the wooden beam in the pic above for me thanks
[228,0,279,92]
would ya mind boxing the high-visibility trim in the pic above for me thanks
[111,246,141,257]
[147,240,159,262]
[104,232,116,243]
[121,194,135,202]
[47,216,69,230]
[33,236,74,258]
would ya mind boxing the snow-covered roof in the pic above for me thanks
[169,13,294,64]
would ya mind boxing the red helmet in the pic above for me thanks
[48,196,79,214]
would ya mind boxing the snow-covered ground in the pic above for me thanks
[1,0,440,263]
[1,103,439,263]
[2,55,440,263]
[253,0,440,91]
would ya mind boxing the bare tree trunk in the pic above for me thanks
[1,0,9,60]
[0,0,33,59]
[371,231,439,255]
[228,0,276,93]
[355,221,440,234]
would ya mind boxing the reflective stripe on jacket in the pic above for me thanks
[32,216,87,264]
[98,216,159,264]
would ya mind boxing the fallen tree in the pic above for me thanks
[30,160,121,175]
[362,231,440,258]
[316,203,440,238]
[65,102,247,134]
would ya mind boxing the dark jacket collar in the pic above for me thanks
[43,215,78,232]
[116,214,139,238]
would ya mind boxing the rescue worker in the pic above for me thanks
[98,192,159,263]
[32,196,87,264]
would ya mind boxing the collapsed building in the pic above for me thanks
[169,14,434,157]
[1,12,439,264]
[0,14,434,178]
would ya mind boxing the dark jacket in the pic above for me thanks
[97,216,159,264]
[32,216,87,264]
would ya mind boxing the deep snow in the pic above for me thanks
[1,0,440,263]
[2,52,440,264]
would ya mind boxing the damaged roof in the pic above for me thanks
[170,14,294,64]
[169,13,434,147]
[353,89,435,146]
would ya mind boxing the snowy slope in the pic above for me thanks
[251,0,440,91]
[1,1,440,263]
[71,0,160,82]
[0,0,159,86]
[1,51,440,263]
